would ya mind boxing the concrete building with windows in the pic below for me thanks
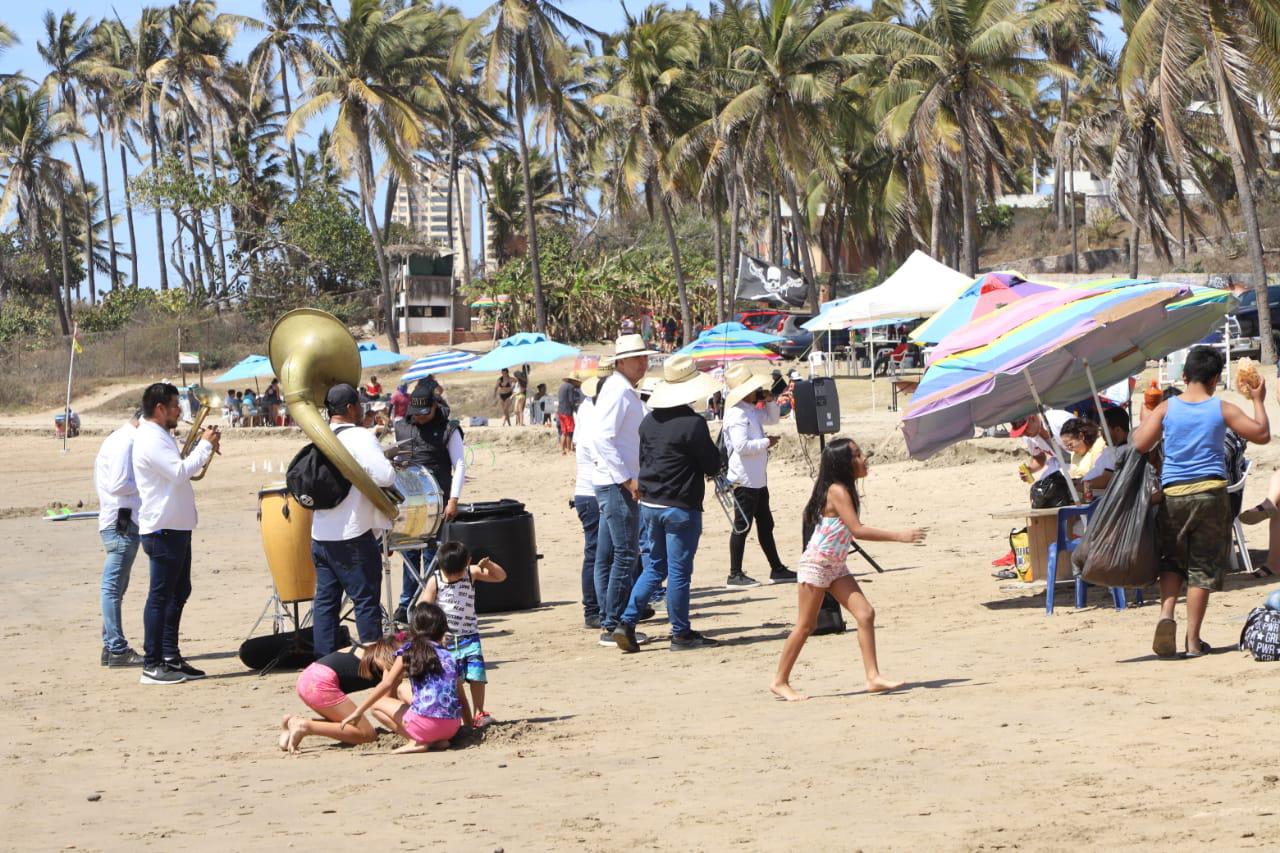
[390,164,478,278]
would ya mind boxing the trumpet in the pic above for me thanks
[714,473,751,535]
[181,389,221,481]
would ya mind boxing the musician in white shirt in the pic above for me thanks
[573,371,605,629]
[132,383,219,685]
[310,383,397,657]
[95,412,143,667]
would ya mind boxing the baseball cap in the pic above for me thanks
[1008,417,1031,438]
[324,383,360,412]
[407,378,440,416]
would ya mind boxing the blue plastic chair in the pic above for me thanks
[1045,504,1145,614]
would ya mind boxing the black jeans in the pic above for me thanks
[312,530,383,657]
[574,495,601,620]
[729,485,785,575]
[140,530,193,667]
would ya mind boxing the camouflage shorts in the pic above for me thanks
[1156,487,1231,592]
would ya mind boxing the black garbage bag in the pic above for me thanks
[1081,446,1160,588]
[1030,471,1073,509]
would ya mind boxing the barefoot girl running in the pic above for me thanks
[770,438,926,701]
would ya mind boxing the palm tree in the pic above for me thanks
[597,3,704,340]
[1121,0,1280,362]
[0,82,75,333]
[243,0,320,195]
[485,146,568,264]
[857,0,1060,276]
[481,0,603,333]
[289,0,446,353]
[38,10,100,303]
[715,0,857,310]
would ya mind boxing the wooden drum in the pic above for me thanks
[258,484,316,603]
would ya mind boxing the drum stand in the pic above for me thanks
[243,594,313,676]
[381,536,438,631]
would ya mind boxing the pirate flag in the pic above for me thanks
[735,253,809,307]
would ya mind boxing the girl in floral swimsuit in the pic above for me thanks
[771,438,927,702]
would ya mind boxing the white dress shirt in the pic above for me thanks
[574,398,597,497]
[724,400,780,488]
[591,373,644,487]
[311,423,397,542]
[95,422,141,531]
[444,430,466,501]
[132,419,213,535]
[1023,408,1072,482]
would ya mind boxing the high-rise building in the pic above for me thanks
[390,164,477,278]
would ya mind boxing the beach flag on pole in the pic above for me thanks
[72,323,83,354]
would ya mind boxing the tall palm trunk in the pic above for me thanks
[181,120,208,296]
[1129,198,1141,279]
[120,141,139,287]
[1055,80,1069,231]
[513,78,547,332]
[94,98,118,291]
[147,109,170,290]
[1206,41,1273,362]
[445,133,460,346]
[728,174,741,322]
[783,175,820,313]
[713,190,725,324]
[959,125,978,276]
[454,167,473,292]
[658,189,691,342]
[205,108,227,297]
[769,189,782,267]
[357,122,399,352]
[58,187,74,313]
[277,43,302,196]
[929,172,943,259]
[33,191,71,334]
[381,172,398,245]
[66,127,95,303]
[1069,142,1078,273]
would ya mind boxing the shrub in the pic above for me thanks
[978,203,1014,232]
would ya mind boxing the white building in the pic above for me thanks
[390,164,485,278]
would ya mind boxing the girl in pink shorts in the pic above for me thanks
[770,437,927,702]
[281,636,400,753]
[342,603,462,754]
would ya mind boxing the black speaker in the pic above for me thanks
[801,517,846,635]
[792,377,840,435]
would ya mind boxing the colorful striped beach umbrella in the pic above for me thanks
[910,272,1058,345]
[901,279,1232,459]
[401,349,480,383]
[469,295,511,309]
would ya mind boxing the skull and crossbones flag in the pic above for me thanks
[735,253,809,307]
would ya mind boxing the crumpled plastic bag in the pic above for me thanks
[1081,445,1160,588]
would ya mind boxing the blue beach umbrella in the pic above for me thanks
[467,332,580,372]
[212,354,274,384]
[357,342,409,369]
[401,349,480,383]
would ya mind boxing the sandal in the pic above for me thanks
[1239,499,1277,525]
[1251,565,1276,579]
[1152,618,1178,658]
[472,711,494,729]
[991,568,1018,580]
[1185,639,1212,658]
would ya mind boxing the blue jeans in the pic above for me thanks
[574,495,600,620]
[593,484,640,631]
[140,530,192,667]
[100,521,140,654]
[312,530,383,657]
[399,541,438,611]
[623,506,702,636]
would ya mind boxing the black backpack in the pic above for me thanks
[1239,607,1280,661]
[286,424,354,510]
[715,427,731,477]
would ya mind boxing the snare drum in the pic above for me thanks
[385,465,444,550]
[258,484,316,603]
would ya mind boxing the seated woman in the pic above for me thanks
[873,337,910,376]
[1059,417,1105,482]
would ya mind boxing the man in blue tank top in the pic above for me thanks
[1132,347,1270,658]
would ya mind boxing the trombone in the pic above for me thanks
[714,473,751,535]
[181,389,221,481]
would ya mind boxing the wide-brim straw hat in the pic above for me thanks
[648,354,720,410]
[724,363,772,408]
[582,362,614,398]
[606,333,659,364]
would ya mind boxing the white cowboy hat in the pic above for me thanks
[724,363,772,408]
[606,333,659,363]
[647,354,720,410]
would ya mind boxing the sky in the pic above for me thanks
[1,1,1122,297]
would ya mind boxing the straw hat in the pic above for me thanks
[582,361,614,398]
[606,333,659,365]
[724,363,772,408]
[647,354,720,410]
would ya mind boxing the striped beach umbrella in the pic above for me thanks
[401,349,480,383]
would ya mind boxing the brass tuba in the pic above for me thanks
[269,308,400,520]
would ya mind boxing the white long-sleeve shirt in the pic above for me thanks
[574,399,597,497]
[724,400,780,488]
[311,423,397,542]
[444,430,466,501]
[132,419,213,534]
[95,422,140,531]
[591,373,644,487]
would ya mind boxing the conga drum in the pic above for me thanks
[258,484,316,603]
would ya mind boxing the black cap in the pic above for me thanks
[325,383,361,413]
[407,378,440,416]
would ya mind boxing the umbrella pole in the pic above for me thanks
[1022,368,1081,504]
[1082,359,1115,448]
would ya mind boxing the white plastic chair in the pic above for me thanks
[1228,457,1254,574]
[807,350,831,378]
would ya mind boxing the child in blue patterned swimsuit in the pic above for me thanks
[342,603,462,753]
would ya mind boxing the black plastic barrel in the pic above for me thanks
[441,499,541,614]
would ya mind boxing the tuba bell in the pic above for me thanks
[269,308,400,520]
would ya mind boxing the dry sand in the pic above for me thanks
[3,364,1280,852]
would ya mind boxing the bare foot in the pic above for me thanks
[770,681,809,702]
[392,741,428,754]
[286,715,308,754]
[866,675,906,694]
[278,714,292,752]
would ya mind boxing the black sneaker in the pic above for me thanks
[613,623,640,653]
[107,648,145,667]
[670,631,720,651]
[393,606,408,625]
[165,658,206,680]
[584,615,602,630]
[101,646,109,666]
[725,572,760,588]
[598,631,617,647]
[769,567,798,584]
[140,664,186,685]
[638,605,657,622]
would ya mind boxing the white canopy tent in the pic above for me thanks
[803,251,972,332]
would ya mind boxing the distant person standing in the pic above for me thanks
[95,411,143,667]
[662,316,677,353]
[513,369,528,426]
[132,383,218,684]
[558,373,583,455]
[495,368,515,425]
[574,372,607,629]
[390,383,411,421]
[365,375,383,399]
